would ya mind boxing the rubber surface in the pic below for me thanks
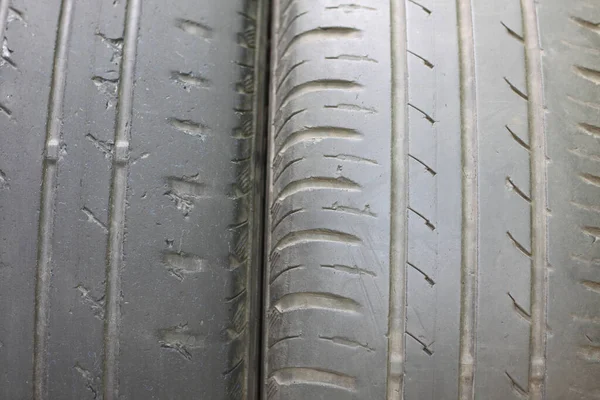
[0,0,266,399]
[263,0,600,399]
[2,0,600,399]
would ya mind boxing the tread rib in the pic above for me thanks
[521,0,548,398]
[387,0,408,399]
[102,0,141,398]
[33,0,75,397]
[265,1,390,398]
[457,0,479,398]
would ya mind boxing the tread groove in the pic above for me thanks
[271,229,362,253]
[506,124,531,151]
[269,367,357,392]
[280,27,362,59]
[388,0,409,398]
[570,16,600,34]
[278,79,362,108]
[274,108,306,139]
[272,292,361,313]
[275,126,362,160]
[33,0,75,397]
[0,0,10,47]
[273,176,361,204]
[102,0,142,398]
[457,0,479,397]
[521,0,548,397]
[573,65,600,85]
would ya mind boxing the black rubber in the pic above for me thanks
[0,0,267,399]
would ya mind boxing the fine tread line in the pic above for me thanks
[387,0,409,399]
[102,0,142,399]
[32,0,75,397]
[457,0,479,398]
[520,0,548,398]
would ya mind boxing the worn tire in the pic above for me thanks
[0,0,266,399]
[263,0,600,399]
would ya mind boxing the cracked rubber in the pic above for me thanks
[263,0,600,399]
[0,0,266,399]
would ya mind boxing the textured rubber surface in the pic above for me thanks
[0,0,266,399]
[263,0,600,399]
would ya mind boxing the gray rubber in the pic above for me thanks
[263,0,600,399]
[0,0,266,399]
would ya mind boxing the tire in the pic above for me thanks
[264,0,600,399]
[0,0,267,399]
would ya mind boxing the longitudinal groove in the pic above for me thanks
[387,0,408,398]
[262,0,281,396]
[33,0,75,397]
[102,0,141,399]
[521,0,548,398]
[456,0,479,398]
[0,0,10,44]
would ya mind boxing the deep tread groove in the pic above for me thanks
[102,0,142,398]
[388,0,409,398]
[521,0,548,397]
[457,0,479,397]
[33,0,75,397]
